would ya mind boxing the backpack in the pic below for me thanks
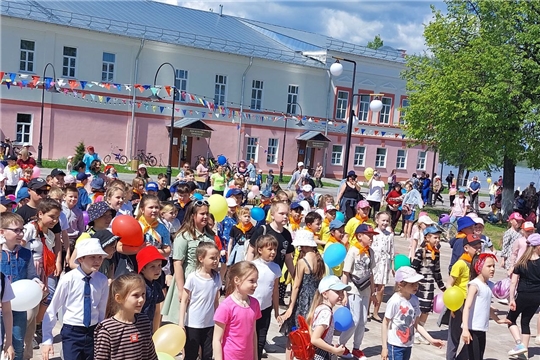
[289,313,331,360]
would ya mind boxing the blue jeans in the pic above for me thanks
[1,311,27,360]
[387,344,412,360]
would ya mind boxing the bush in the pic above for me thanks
[74,141,85,164]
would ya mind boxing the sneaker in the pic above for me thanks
[508,344,527,356]
[261,348,268,358]
[351,348,367,360]
[339,347,354,359]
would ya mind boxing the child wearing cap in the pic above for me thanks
[409,215,436,260]
[41,238,109,360]
[288,202,304,234]
[381,266,444,360]
[76,173,91,211]
[265,169,274,192]
[448,216,477,273]
[255,189,272,227]
[15,187,30,209]
[319,206,337,244]
[501,212,525,270]
[472,217,494,254]
[227,207,255,265]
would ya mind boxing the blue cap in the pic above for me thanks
[457,216,476,232]
[354,223,378,235]
[16,188,30,203]
[76,173,89,181]
[0,196,15,206]
[226,188,243,198]
[290,202,304,211]
[329,219,345,231]
[90,177,105,191]
[423,225,442,236]
[146,182,158,192]
[261,189,272,198]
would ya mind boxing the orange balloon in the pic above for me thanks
[112,215,143,247]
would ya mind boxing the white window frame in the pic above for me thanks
[101,52,115,82]
[15,113,32,145]
[266,138,279,164]
[175,69,188,101]
[396,149,407,169]
[250,80,264,110]
[331,145,343,165]
[286,85,299,114]
[400,98,409,125]
[246,137,259,162]
[353,146,366,167]
[214,74,227,106]
[62,46,77,78]
[336,91,349,120]
[358,95,370,122]
[378,97,392,124]
[20,40,35,73]
[375,148,387,168]
[417,151,427,170]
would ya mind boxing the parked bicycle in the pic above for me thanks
[136,149,157,167]
[103,145,128,165]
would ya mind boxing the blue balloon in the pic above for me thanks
[335,211,345,222]
[193,193,204,201]
[251,207,265,222]
[323,243,347,268]
[334,307,354,332]
[217,155,227,166]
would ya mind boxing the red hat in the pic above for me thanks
[136,246,167,273]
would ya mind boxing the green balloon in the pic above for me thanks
[394,254,411,271]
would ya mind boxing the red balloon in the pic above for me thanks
[112,215,143,247]
[479,202,486,209]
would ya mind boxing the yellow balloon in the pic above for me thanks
[443,286,465,311]
[364,167,374,181]
[153,324,186,356]
[207,194,228,222]
[157,352,175,360]
[487,177,492,184]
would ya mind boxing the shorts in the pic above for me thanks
[404,210,416,221]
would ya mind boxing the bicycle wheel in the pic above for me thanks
[103,154,112,164]
[439,222,457,242]
[119,155,128,165]
[147,156,157,167]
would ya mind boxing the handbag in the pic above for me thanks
[402,204,413,216]
[34,222,56,277]
[350,273,371,291]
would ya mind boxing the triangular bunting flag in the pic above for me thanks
[164,86,171,97]
[80,80,87,89]
[159,106,164,113]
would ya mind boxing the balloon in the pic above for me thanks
[247,191,255,200]
[487,177,492,184]
[334,307,354,332]
[11,279,42,311]
[207,186,213,196]
[393,254,411,271]
[492,278,511,299]
[251,185,260,195]
[112,215,144,247]
[32,166,41,179]
[335,211,345,223]
[82,211,90,226]
[364,167,374,181]
[157,353,175,360]
[217,155,227,166]
[207,194,228,222]
[251,207,265,221]
[153,324,186,356]
[193,193,203,201]
[439,214,450,225]
[479,201,486,209]
[443,286,465,311]
[323,243,347,268]
[433,293,444,314]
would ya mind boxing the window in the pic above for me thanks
[331,145,343,165]
[417,151,427,170]
[267,138,279,164]
[62,46,77,78]
[15,114,32,144]
[335,91,349,119]
[175,69,188,101]
[214,75,227,106]
[375,148,387,168]
[400,98,409,125]
[20,40,35,72]
[250,80,263,110]
[101,52,115,82]
[246,137,258,162]
[396,149,407,169]
[286,85,299,114]
[358,95,370,122]
[378,97,393,124]
[354,146,366,166]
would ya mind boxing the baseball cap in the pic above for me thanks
[90,177,105,191]
[522,221,535,232]
[508,212,524,222]
[472,217,484,226]
[347,170,357,178]
[6,155,17,161]
[318,275,351,293]
[355,223,379,235]
[297,162,304,167]
[290,202,304,211]
[418,215,435,225]
[93,229,120,248]
[395,266,424,283]
[457,216,476,232]
[261,189,272,198]
[16,188,30,203]
[146,182,158,192]
[226,197,237,207]
[325,205,337,212]
[423,226,442,236]
[464,234,482,247]
[76,173,90,181]
[527,233,540,246]
[64,175,76,185]
[329,219,345,231]
[226,188,243,198]
[51,168,66,177]
[356,200,371,209]
[28,178,50,191]
[302,184,313,192]
[138,164,147,169]
[0,196,15,206]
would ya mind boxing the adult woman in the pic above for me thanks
[136,164,151,184]
[195,157,208,190]
[432,175,444,204]
[387,169,397,194]
[401,181,424,240]
[210,165,226,195]
[17,149,36,169]
[236,160,248,179]
[366,171,385,219]
[336,170,362,221]
[176,162,191,182]
[385,182,403,230]
[314,162,323,188]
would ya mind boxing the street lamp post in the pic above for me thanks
[37,63,60,167]
[279,102,304,182]
[149,62,176,185]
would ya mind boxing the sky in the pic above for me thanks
[155,1,445,54]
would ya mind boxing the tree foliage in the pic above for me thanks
[367,34,384,49]
[74,141,85,165]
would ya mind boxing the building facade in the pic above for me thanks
[0,0,437,179]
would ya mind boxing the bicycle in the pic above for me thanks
[103,145,128,165]
[136,149,157,167]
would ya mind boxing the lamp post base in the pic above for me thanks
[166,165,172,186]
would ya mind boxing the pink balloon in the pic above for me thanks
[251,185,260,195]
[247,191,255,200]
[82,211,90,226]
[433,293,444,314]
[492,278,511,299]
[32,167,41,179]
[207,186,213,196]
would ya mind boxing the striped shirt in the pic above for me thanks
[94,314,158,360]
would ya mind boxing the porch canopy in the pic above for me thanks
[167,117,214,138]
[296,131,331,148]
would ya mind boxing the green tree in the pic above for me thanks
[74,141,85,165]
[367,34,384,50]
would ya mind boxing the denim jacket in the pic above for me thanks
[1,244,38,282]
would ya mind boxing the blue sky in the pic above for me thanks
[156,1,444,54]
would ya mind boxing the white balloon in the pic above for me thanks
[11,279,42,312]
[247,191,255,200]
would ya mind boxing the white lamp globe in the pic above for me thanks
[370,99,383,113]
[330,62,343,77]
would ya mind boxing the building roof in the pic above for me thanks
[296,131,331,142]
[169,118,214,131]
[1,0,406,67]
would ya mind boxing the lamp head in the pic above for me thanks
[370,98,383,113]
[330,61,343,77]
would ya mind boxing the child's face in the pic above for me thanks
[331,227,345,240]
[473,224,484,235]
[185,173,194,181]
[240,213,251,224]
[357,233,373,247]
[79,255,105,274]
[94,210,113,230]
[39,209,60,228]
[137,182,144,191]
[51,176,64,188]
[117,284,146,314]
[142,200,160,220]
[194,206,209,228]
[464,243,481,257]
[228,205,237,215]
[23,172,32,180]
[323,289,344,307]
[272,204,289,227]
[233,194,243,206]
[325,211,336,221]
[425,233,440,247]
[308,218,322,233]
[158,177,167,189]
[510,219,523,230]
[357,207,370,217]
[480,257,496,279]
[377,214,390,229]
[161,209,177,222]
[107,190,125,210]
[0,221,24,248]
[140,260,163,281]
[401,281,419,296]
[176,192,190,204]
[291,209,302,221]
[258,245,277,262]
[200,248,219,271]
[104,244,117,259]
[235,269,258,295]
[65,191,79,208]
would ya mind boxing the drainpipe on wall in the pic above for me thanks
[323,69,332,178]
[128,38,145,160]
[237,57,253,163]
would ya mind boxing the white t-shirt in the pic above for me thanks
[343,247,374,295]
[117,202,133,217]
[311,304,334,345]
[23,222,55,260]
[0,276,15,348]
[366,179,385,202]
[466,278,492,332]
[252,258,281,310]
[183,270,221,328]
[384,292,421,348]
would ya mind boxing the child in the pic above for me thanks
[449,188,470,222]
[339,223,379,359]
[41,238,109,360]
[213,261,261,360]
[265,169,274,191]
[227,207,255,265]
[179,242,221,360]
[410,226,446,345]
[136,246,167,333]
[62,186,84,269]
[94,274,158,360]
[486,203,502,224]
[136,195,171,259]
[371,211,395,322]
[323,220,347,276]
[256,189,273,227]
[145,182,159,196]
[66,155,73,173]
[89,177,106,204]
[4,155,22,196]
[461,253,508,360]
[381,266,444,360]
[288,202,304,234]
[14,167,32,198]
[256,169,263,188]
[15,187,29,209]
[105,185,126,214]
[279,229,325,360]
[319,205,337,244]
[219,197,238,264]
[93,229,120,280]
[501,212,524,270]
[409,215,436,259]
[174,183,192,224]
[304,211,324,251]
[252,235,281,360]
[156,174,171,201]
[343,200,371,248]
[76,173,91,211]
[131,177,145,213]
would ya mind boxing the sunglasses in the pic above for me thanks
[35,188,49,195]
[194,200,210,207]
[2,228,25,235]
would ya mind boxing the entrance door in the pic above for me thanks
[171,130,192,169]
[305,147,315,170]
